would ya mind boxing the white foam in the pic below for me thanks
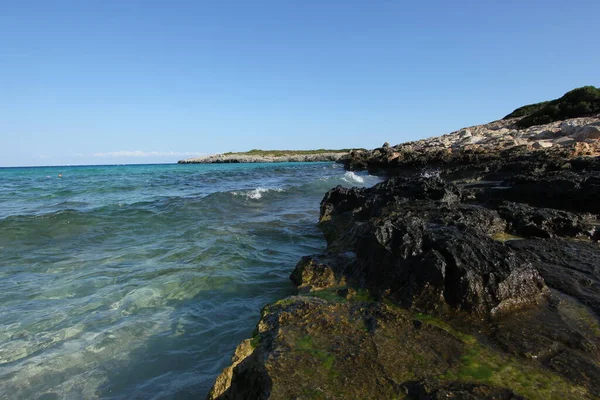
[232,187,284,200]
[342,171,364,183]
[420,169,440,178]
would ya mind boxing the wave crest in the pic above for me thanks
[231,187,284,200]
[342,171,365,183]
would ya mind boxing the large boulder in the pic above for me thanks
[317,176,548,316]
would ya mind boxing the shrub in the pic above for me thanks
[503,86,600,128]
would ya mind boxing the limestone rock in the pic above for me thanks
[532,140,553,149]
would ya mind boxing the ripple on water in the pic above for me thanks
[0,163,382,399]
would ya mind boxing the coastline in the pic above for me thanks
[207,110,600,399]
[178,151,349,164]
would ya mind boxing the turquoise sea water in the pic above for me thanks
[0,162,380,399]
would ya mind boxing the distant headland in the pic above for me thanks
[178,149,357,164]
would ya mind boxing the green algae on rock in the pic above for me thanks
[208,296,592,399]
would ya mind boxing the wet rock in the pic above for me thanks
[209,296,595,399]
[491,171,600,213]
[207,339,258,400]
[488,292,600,396]
[507,239,600,316]
[497,202,593,238]
[290,256,338,292]
[318,177,547,316]
[402,380,524,399]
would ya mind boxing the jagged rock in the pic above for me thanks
[340,116,600,175]
[317,176,547,316]
[507,239,600,316]
[290,256,339,292]
[206,339,256,400]
[459,129,472,138]
[209,295,597,399]
[489,171,600,214]
[496,202,593,239]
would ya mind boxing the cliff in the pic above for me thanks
[207,88,600,399]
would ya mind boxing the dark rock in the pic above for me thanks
[489,171,600,214]
[497,201,594,238]
[548,351,600,394]
[488,290,600,389]
[318,177,547,316]
[593,227,600,242]
[336,287,356,299]
[507,239,600,316]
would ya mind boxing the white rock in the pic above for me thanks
[458,129,472,138]
[514,138,529,146]
[532,140,553,149]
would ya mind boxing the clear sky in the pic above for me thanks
[1,0,599,166]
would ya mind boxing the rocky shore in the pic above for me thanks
[178,152,347,164]
[207,92,600,399]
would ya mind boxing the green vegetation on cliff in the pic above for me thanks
[504,85,600,128]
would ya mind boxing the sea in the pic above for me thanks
[0,162,381,399]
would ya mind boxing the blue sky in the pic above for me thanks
[1,1,599,166]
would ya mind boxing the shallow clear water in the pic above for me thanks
[0,162,380,399]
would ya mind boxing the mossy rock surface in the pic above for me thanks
[210,296,595,399]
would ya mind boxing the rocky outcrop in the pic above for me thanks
[341,115,600,175]
[208,293,597,399]
[178,152,347,164]
[318,176,549,316]
[208,107,600,399]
